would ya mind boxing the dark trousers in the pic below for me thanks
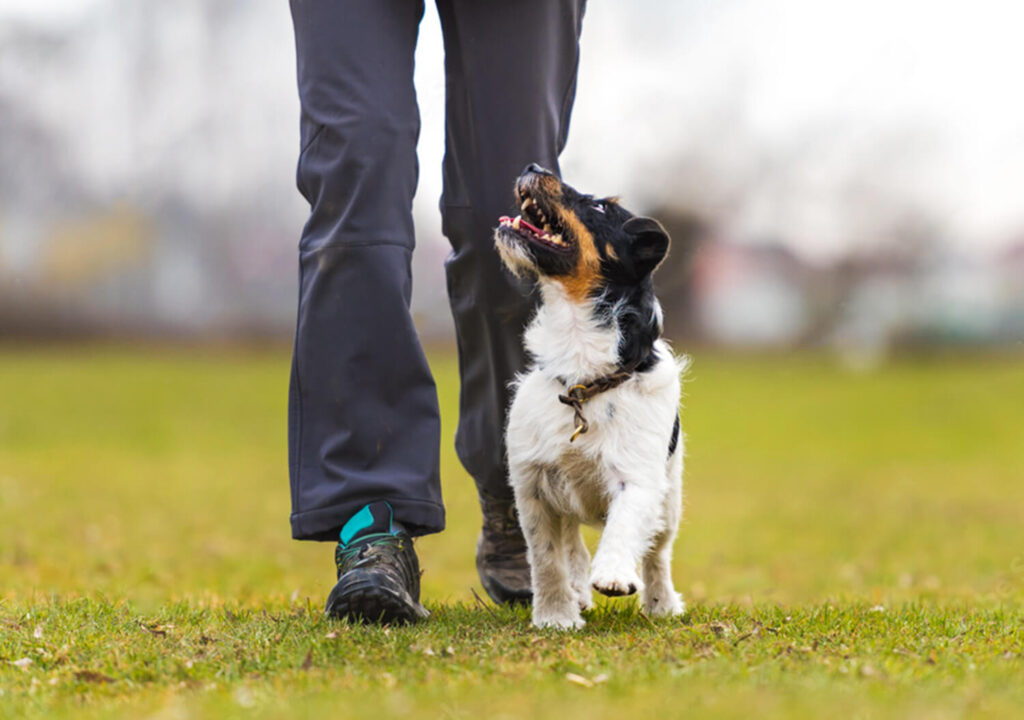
[288,0,586,540]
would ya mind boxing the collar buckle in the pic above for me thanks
[556,366,636,443]
[566,384,589,403]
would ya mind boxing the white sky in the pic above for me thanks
[0,0,97,24]
[738,0,1024,251]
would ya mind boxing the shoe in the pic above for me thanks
[325,504,428,624]
[476,492,533,605]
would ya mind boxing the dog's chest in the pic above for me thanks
[507,371,630,521]
[508,371,613,458]
[537,448,614,524]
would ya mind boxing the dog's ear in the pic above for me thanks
[623,216,670,276]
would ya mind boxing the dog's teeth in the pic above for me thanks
[512,216,521,230]
[552,234,563,245]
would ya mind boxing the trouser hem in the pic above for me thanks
[291,496,446,542]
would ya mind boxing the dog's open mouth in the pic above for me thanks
[498,189,570,252]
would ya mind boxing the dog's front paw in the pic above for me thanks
[590,565,642,598]
[533,607,586,630]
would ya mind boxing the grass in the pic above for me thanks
[1,345,1023,718]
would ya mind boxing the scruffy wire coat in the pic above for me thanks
[496,165,687,629]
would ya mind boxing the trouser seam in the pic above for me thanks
[289,261,305,514]
[555,1,585,154]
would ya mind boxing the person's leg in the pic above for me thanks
[435,0,587,602]
[288,0,445,545]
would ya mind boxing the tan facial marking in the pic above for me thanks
[556,206,601,302]
[604,242,618,261]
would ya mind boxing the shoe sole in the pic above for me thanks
[325,572,429,625]
[478,570,533,607]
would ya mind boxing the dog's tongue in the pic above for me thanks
[499,214,547,238]
[518,217,545,236]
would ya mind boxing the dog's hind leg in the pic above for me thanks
[642,454,685,616]
[562,518,593,611]
[641,529,684,617]
[513,469,584,630]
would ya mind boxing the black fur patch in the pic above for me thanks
[593,277,661,373]
[667,413,680,458]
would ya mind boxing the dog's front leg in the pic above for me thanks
[513,471,584,630]
[590,476,661,598]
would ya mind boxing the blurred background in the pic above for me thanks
[3,0,1023,359]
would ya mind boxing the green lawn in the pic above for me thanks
[1,346,1023,718]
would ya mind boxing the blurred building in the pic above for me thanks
[0,0,300,338]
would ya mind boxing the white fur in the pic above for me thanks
[495,233,536,280]
[506,279,687,629]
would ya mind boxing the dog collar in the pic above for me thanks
[556,369,680,458]
[556,366,636,442]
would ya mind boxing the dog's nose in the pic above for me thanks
[523,163,551,177]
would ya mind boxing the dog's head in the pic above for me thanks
[495,164,670,299]
[496,165,671,372]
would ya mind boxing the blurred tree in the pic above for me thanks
[649,208,708,342]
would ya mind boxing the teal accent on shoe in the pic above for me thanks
[339,502,399,547]
[339,505,375,547]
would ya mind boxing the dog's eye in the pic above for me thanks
[592,202,606,214]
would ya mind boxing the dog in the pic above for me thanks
[495,164,687,630]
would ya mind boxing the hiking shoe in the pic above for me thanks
[325,504,428,624]
[476,492,532,605]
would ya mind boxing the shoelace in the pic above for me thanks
[336,533,404,571]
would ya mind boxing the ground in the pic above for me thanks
[1,346,1022,719]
